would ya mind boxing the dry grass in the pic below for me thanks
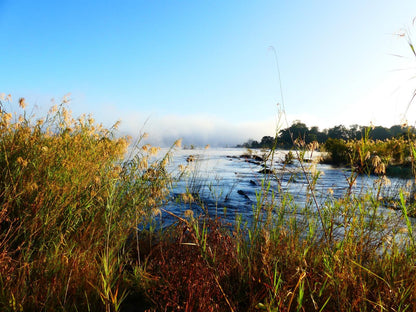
[0,97,172,311]
[1,96,416,311]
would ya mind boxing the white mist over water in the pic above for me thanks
[119,113,278,147]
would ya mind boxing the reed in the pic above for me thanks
[2,95,416,311]
[0,97,174,311]
[143,141,416,311]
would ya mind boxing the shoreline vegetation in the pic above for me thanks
[2,96,416,311]
[237,122,415,149]
[238,121,416,178]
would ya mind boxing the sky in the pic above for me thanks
[1,1,416,147]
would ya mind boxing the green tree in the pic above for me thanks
[260,136,275,148]
[328,125,349,140]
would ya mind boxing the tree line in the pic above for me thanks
[237,121,415,149]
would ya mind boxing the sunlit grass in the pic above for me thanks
[1,95,416,311]
[0,96,174,311]
[144,142,416,311]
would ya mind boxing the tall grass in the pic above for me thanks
[144,141,416,311]
[2,95,416,311]
[0,96,174,311]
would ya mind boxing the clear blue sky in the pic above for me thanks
[1,1,416,146]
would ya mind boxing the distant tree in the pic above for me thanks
[370,126,391,140]
[278,127,292,146]
[389,125,416,138]
[307,126,323,143]
[327,125,349,140]
[348,124,365,140]
[240,138,259,148]
[316,128,328,143]
[260,136,275,148]
[278,121,309,146]
[237,121,415,149]
[290,121,309,139]
[250,140,260,148]
[390,125,405,137]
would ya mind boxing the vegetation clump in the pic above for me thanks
[323,131,416,177]
[239,121,414,149]
[0,96,173,311]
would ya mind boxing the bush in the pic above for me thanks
[324,138,349,165]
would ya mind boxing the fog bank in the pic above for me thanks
[119,113,278,147]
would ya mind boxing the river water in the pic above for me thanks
[156,147,412,226]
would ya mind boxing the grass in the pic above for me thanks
[1,96,416,311]
[0,97,174,311]
[323,130,416,177]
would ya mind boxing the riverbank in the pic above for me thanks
[1,103,416,311]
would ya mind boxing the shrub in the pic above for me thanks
[324,138,349,165]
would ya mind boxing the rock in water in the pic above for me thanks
[237,190,250,200]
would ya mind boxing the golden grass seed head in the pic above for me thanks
[184,209,194,218]
[78,114,86,125]
[139,157,148,169]
[294,138,305,147]
[18,98,26,109]
[308,141,319,152]
[147,197,156,207]
[181,193,194,203]
[174,139,182,148]
[3,113,12,123]
[381,176,391,186]
[49,105,58,114]
[111,165,122,179]
[375,162,386,175]
[152,208,162,217]
[161,157,169,167]
[62,93,71,104]
[399,227,408,234]
[16,157,28,168]
[149,146,160,156]
[61,108,72,125]
[36,119,44,127]
[372,155,381,168]
[112,120,121,130]
[27,182,38,192]
[114,138,129,156]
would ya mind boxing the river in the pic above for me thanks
[154,147,412,227]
